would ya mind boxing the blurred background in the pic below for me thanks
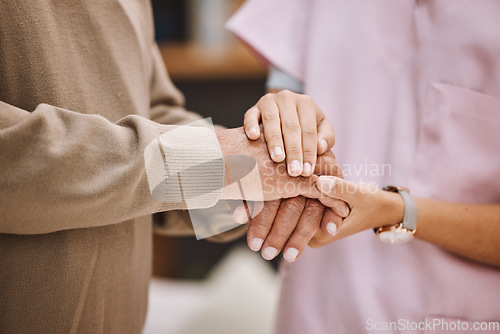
[145,1,280,333]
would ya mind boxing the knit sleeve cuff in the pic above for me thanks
[144,124,225,211]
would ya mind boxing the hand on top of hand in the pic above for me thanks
[216,127,347,210]
[243,90,335,177]
[243,154,348,263]
[228,90,348,262]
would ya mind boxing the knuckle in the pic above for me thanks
[297,221,320,235]
[294,228,315,242]
[273,230,293,242]
[278,89,294,98]
[285,147,302,156]
[306,199,324,211]
[282,121,301,132]
[302,126,317,137]
[303,150,317,160]
[302,145,317,156]
[268,133,284,144]
[286,196,307,205]
[265,232,289,247]
[249,218,272,232]
[261,92,274,102]
[278,90,296,104]
[283,198,305,214]
[261,112,279,122]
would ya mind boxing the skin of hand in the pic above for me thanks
[240,90,342,262]
[215,127,345,206]
[243,90,335,177]
[311,176,500,269]
[241,152,347,263]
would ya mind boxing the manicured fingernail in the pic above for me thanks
[317,176,335,193]
[233,205,249,224]
[342,205,350,218]
[302,162,312,176]
[288,160,302,176]
[319,139,328,153]
[248,127,260,138]
[262,247,278,260]
[283,248,299,263]
[272,146,284,161]
[327,222,337,235]
[249,238,264,251]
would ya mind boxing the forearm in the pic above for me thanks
[315,177,500,268]
[382,192,500,267]
[413,199,500,268]
[0,102,224,234]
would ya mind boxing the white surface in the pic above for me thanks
[144,247,279,334]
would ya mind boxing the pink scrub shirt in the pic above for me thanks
[228,1,500,333]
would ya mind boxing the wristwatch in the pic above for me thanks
[374,185,417,243]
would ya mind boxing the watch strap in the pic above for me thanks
[399,190,417,231]
[382,185,417,232]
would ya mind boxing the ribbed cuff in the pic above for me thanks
[144,125,225,210]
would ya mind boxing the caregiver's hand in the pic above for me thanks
[309,176,405,247]
[244,90,335,177]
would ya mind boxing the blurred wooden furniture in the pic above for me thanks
[159,42,266,80]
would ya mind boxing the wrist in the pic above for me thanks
[215,129,227,154]
[378,190,405,228]
[215,129,230,184]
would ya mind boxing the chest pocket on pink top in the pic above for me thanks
[409,82,500,203]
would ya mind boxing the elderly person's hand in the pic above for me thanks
[216,127,343,207]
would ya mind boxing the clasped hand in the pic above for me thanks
[215,90,349,263]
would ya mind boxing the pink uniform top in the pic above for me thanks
[228,1,500,333]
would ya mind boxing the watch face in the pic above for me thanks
[378,230,413,244]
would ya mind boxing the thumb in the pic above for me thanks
[316,176,357,203]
